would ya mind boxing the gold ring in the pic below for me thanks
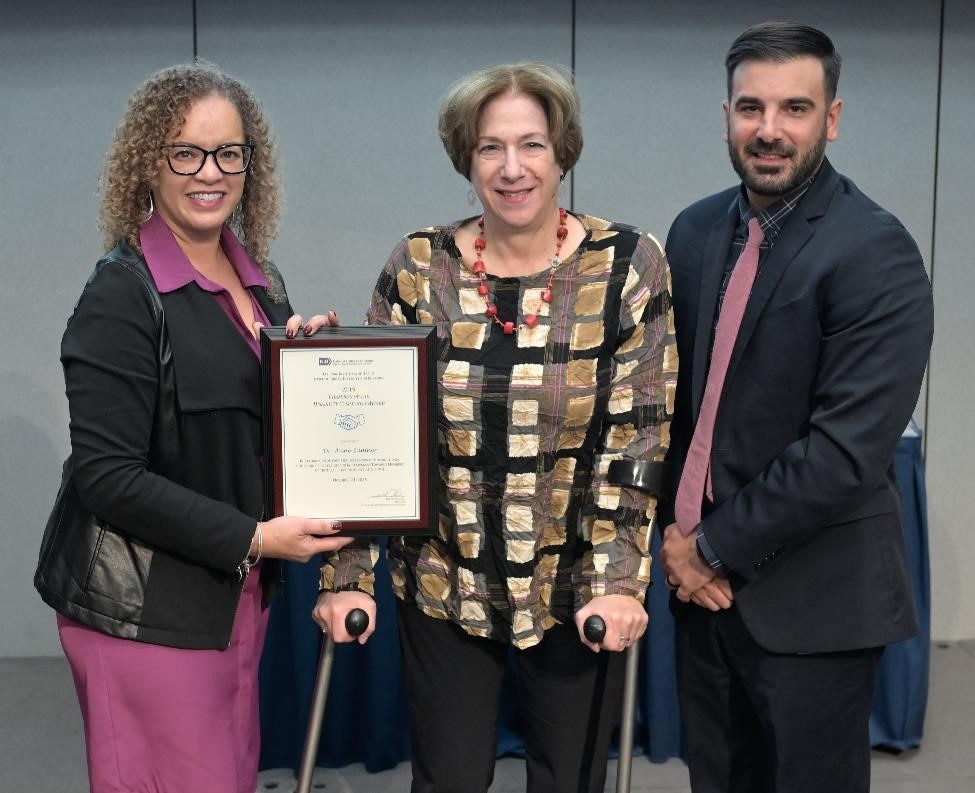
[619,635,630,644]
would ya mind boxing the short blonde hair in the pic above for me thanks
[99,61,281,276]
[438,62,583,179]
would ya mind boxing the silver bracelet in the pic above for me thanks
[251,521,263,565]
[237,522,263,580]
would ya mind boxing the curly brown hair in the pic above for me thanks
[99,61,281,279]
[438,62,583,180]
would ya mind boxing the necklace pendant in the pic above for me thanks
[523,314,538,329]
[502,321,516,335]
[541,289,553,303]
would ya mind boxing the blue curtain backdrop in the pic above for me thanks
[259,431,929,771]
[869,425,930,751]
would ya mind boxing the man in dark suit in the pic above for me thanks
[659,21,934,793]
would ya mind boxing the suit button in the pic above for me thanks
[753,561,764,572]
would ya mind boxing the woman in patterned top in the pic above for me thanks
[315,62,676,793]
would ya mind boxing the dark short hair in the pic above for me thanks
[725,21,842,102]
[438,62,583,179]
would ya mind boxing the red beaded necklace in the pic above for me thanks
[472,207,569,335]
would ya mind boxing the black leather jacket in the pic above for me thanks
[35,239,287,649]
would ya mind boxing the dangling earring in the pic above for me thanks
[467,188,477,207]
[145,191,155,220]
[230,202,243,230]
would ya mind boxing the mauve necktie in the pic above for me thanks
[674,216,764,537]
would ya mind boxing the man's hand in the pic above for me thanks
[660,521,715,602]
[689,577,734,611]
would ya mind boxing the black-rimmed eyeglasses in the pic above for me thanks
[159,143,255,175]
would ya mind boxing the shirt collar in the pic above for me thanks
[737,168,818,244]
[138,212,270,294]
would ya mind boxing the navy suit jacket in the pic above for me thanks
[663,159,934,653]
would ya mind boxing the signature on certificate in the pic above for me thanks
[366,488,406,504]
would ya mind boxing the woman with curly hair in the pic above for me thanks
[34,62,349,793]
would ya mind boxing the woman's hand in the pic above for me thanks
[284,310,341,338]
[258,516,352,563]
[313,590,376,644]
[575,593,648,653]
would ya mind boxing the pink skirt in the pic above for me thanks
[57,566,269,793]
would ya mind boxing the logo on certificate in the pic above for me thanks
[335,414,366,431]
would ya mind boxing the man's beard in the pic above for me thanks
[728,126,827,198]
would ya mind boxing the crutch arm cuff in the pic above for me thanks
[607,459,668,497]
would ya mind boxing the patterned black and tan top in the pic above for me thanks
[321,213,677,649]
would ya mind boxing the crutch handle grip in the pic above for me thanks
[345,607,369,637]
[583,614,607,644]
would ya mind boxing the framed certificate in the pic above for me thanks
[261,325,438,535]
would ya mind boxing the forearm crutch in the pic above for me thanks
[584,459,665,793]
[294,608,369,793]
[583,613,640,793]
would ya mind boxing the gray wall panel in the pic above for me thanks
[574,1,939,270]
[1,1,970,656]
[574,0,938,430]
[197,0,572,329]
[927,0,975,640]
[0,3,192,656]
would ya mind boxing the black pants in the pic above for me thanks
[396,600,626,793]
[675,603,882,793]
